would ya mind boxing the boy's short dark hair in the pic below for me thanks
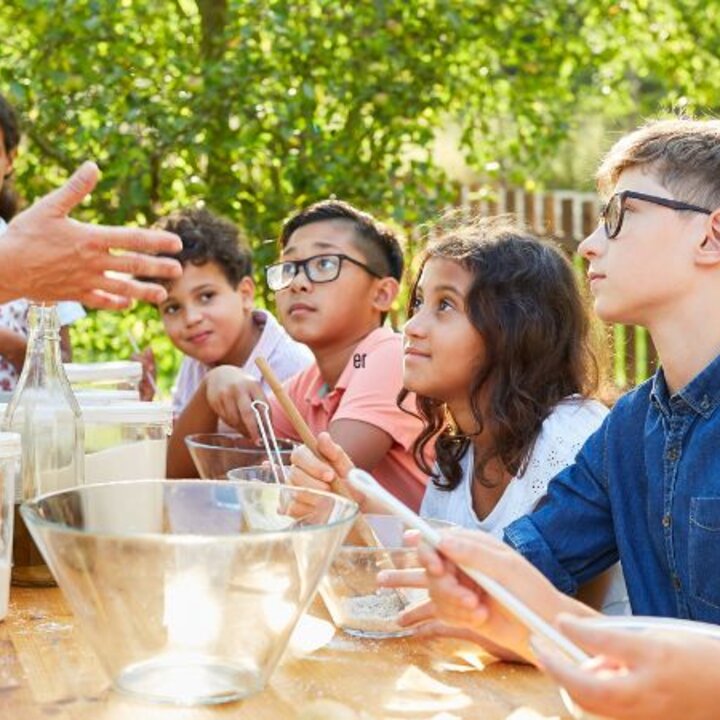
[597,118,720,210]
[154,207,252,287]
[279,200,404,281]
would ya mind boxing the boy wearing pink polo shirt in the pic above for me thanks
[169,200,427,510]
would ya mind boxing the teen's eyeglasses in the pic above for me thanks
[265,253,382,292]
[601,190,711,239]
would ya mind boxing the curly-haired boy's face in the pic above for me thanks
[159,260,255,366]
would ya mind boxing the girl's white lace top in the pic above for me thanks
[420,396,630,615]
[420,396,609,535]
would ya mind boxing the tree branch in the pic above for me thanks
[195,0,229,61]
[25,126,77,174]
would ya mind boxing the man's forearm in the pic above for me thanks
[0,326,27,372]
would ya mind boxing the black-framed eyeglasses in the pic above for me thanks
[601,190,711,239]
[265,253,382,292]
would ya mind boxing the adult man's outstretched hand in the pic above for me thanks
[0,161,182,308]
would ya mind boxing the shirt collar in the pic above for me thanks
[650,353,720,419]
[306,325,395,405]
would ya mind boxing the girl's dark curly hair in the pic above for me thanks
[403,216,602,491]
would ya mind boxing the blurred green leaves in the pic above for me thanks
[1,0,718,390]
[69,303,182,397]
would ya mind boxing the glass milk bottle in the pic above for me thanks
[2,304,84,586]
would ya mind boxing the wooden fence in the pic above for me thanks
[451,184,658,389]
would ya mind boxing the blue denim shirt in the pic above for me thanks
[505,352,720,622]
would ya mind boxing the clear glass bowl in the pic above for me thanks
[320,514,453,639]
[185,433,295,479]
[227,465,285,484]
[21,480,358,705]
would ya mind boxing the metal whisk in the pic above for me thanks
[250,400,289,484]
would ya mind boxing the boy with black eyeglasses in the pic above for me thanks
[168,200,428,510]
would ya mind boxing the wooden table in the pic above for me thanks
[0,587,570,719]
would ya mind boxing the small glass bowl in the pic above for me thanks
[185,433,295,479]
[320,514,453,639]
[227,465,287,484]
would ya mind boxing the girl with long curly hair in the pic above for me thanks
[401,216,608,533]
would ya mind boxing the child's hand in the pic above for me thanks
[377,529,428,589]
[0,327,27,373]
[287,432,368,510]
[534,615,720,720]
[398,601,528,662]
[204,366,267,439]
[132,347,156,401]
[377,533,529,662]
[417,528,592,663]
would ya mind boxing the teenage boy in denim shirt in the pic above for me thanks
[406,119,720,651]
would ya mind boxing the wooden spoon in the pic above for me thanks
[255,357,383,548]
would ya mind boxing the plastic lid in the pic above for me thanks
[64,361,143,383]
[80,401,173,425]
[0,431,21,459]
[74,390,140,404]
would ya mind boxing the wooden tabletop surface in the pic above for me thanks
[0,586,571,719]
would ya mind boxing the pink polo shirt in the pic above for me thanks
[269,326,428,511]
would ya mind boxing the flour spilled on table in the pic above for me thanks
[339,590,407,633]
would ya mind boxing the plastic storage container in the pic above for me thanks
[0,432,20,618]
[74,389,141,405]
[64,361,142,394]
[81,402,173,484]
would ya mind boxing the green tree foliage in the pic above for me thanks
[1,1,718,389]
[1,1,604,228]
[535,0,720,189]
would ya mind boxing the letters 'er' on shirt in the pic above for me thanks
[269,326,428,511]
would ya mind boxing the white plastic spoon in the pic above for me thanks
[347,468,591,665]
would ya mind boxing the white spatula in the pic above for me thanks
[347,468,590,664]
